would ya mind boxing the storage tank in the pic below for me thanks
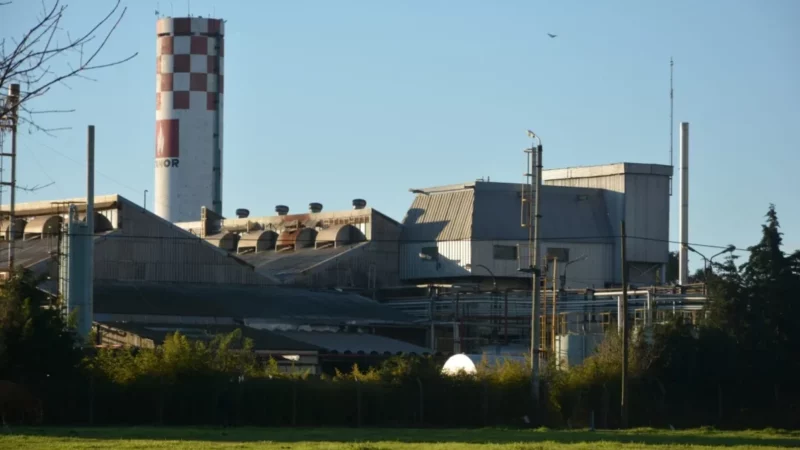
[155,17,224,223]
[441,353,527,376]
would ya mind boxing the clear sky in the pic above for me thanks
[3,0,799,268]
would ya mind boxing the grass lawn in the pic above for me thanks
[0,426,798,449]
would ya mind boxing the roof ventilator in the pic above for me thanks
[352,199,366,210]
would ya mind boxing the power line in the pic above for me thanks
[45,231,757,253]
[30,137,164,209]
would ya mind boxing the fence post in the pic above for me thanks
[416,377,424,426]
[482,379,489,426]
[356,379,362,428]
[158,376,164,426]
[291,381,298,427]
[88,374,94,426]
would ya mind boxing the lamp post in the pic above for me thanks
[559,254,589,291]
[710,245,736,269]
[465,263,497,292]
[687,245,735,295]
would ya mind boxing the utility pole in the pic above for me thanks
[1,84,20,271]
[620,220,629,429]
[551,258,558,356]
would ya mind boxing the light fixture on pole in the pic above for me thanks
[465,263,497,293]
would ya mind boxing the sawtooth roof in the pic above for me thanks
[401,181,613,244]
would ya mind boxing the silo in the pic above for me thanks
[155,17,224,222]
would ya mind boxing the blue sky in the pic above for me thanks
[3,0,799,268]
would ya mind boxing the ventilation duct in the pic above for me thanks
[309,202,323,213]
[204,231,240,252]
[315,224,365,249]
[24,215,63,239]
[237,229,278,254]
[1,218,27,240]
[352,198,366,210]
[276,227,317,252]
[275,205,289,216]
[77,211,113,232]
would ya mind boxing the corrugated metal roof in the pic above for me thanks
[0,237,58,270]
[401,189,474,241]
[94,280,415,326]
[99,322,321,352]
[239,241,370,279]
[274,330,431,355]
[400,181,613,244]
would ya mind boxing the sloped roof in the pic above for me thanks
[401,181,613,244]
[100,321,321,352]
[238,241,370,281]
[274,330,431,355]
[94,280,415,326]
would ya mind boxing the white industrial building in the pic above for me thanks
[400,163,673,289]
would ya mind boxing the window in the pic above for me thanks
[419,246,439,261]
[493,245,518,261]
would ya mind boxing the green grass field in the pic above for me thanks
[0,427,798,449]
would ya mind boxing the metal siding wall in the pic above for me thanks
[94,203,269,285]
[401,239,611,287]
[542,242,613,289]
[400,240,471,280]
[624,174,669,263]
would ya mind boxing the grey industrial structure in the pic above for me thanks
[0,161,694,369]
[0,195,429,373]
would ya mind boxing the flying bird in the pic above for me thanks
[547,33,557,38]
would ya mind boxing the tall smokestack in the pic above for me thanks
[154,17,225,222]
[679,122,689,286]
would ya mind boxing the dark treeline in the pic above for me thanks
[1,205,798,429]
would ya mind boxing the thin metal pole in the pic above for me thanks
[84,125,95,340]
[531,141,543,403]
[144,189,148,210]
[552,258,558,356]
[669,57,674,196]
[8,84,20,271]
[620,220,629,428]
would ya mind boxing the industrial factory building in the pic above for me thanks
[401,162,672,289]
[0,194,430,369]
[175,199,402,289]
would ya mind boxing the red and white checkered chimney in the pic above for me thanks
[155,17,224,222]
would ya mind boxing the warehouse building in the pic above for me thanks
[0,195,429,362]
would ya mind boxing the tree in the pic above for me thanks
[0,268,82,384]
[0,0,136,134]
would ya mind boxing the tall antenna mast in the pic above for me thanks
[669,57,674,196]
